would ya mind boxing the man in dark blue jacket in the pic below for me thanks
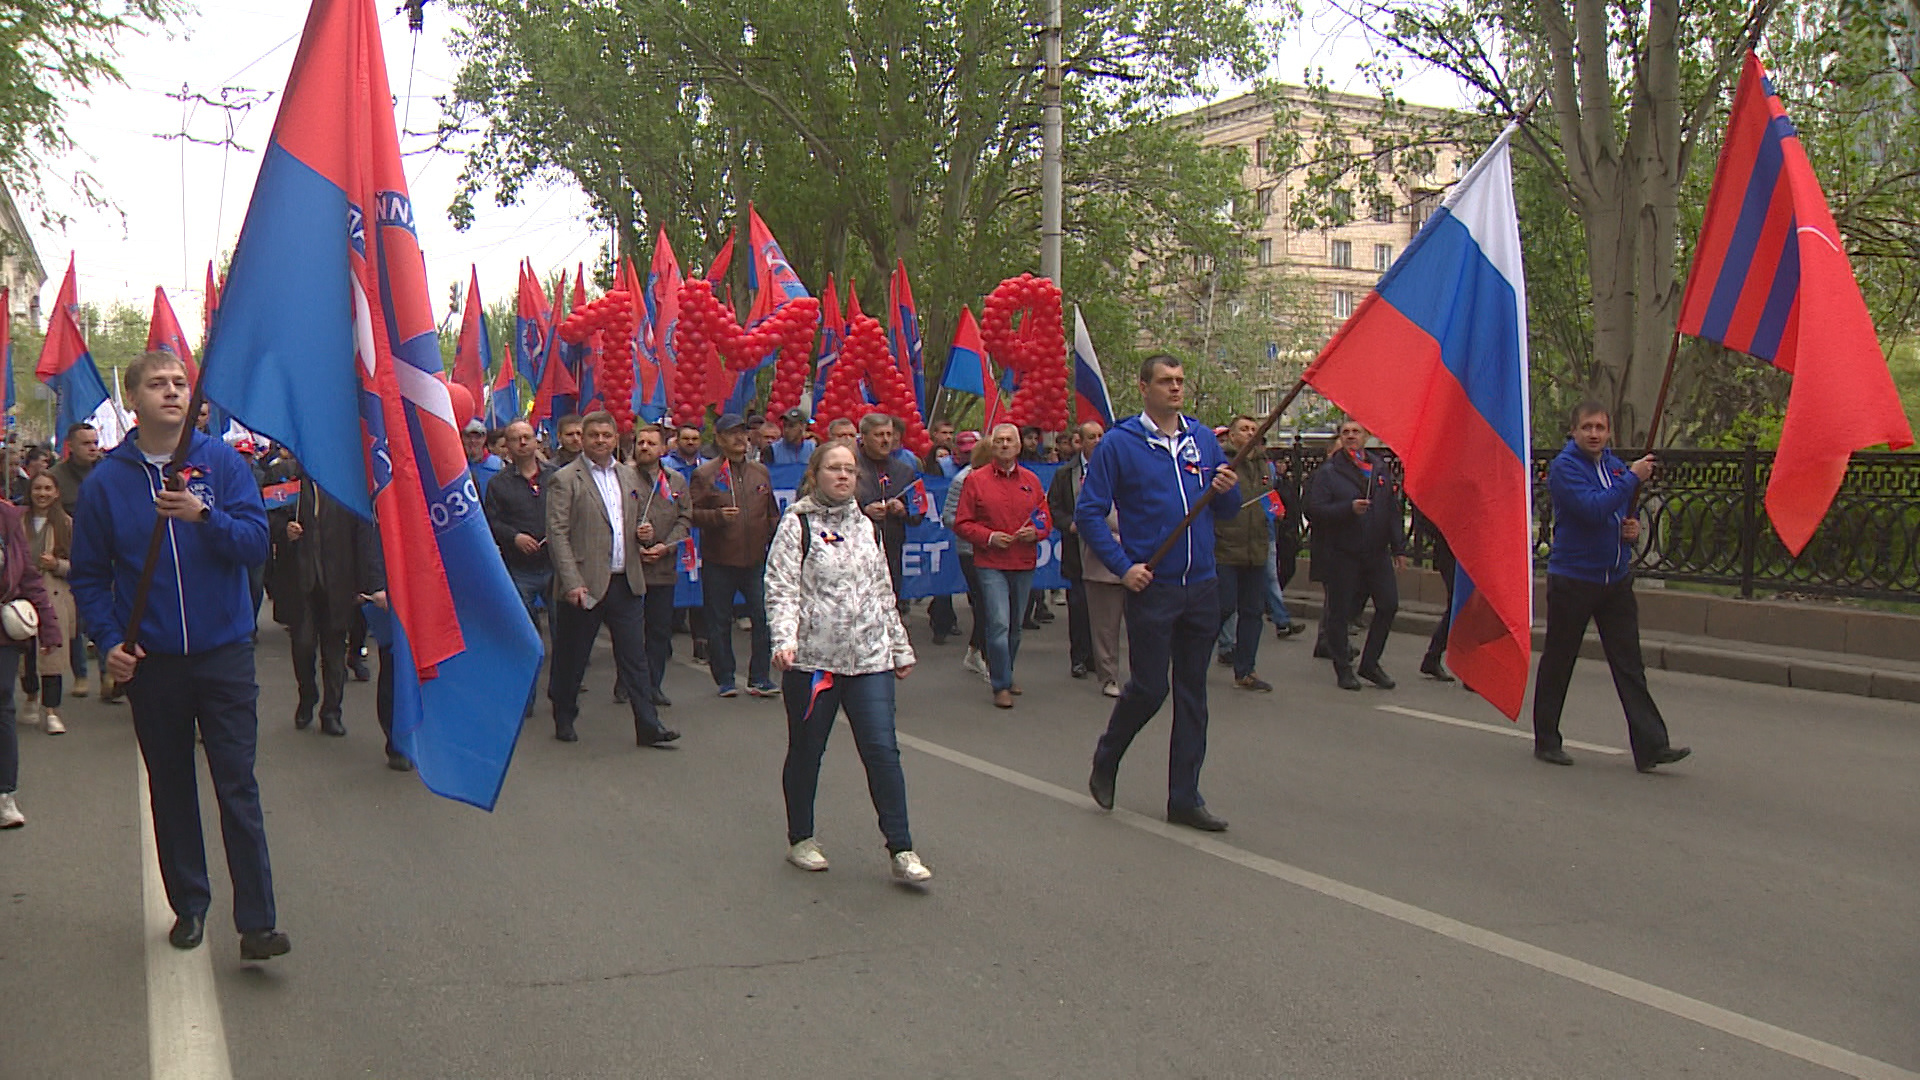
[1307,419,1407,691]
[1076,355,1239,832]
[1532,401,1690,772]
[70,351,289,960]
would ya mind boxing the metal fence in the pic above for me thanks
[1267,439,1920,603]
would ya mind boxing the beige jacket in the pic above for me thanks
[546,455,648,603]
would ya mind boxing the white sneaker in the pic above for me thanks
[43,712,64,735]
[0,793,24,829]
[963,648,989,679]
[17,702,38,727]
[890,850,932,884]
[786,838,829,872]
[1102,681,1121,698]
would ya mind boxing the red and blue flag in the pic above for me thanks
[1070,304,1115,429]
[1259,489,1285,523]
[147,286,200,386]
[643,229,683,419]
[715,458,733,493]
[34,257,110,450]
[888,259,926,419]
[261,479,301,510]
[904,477,930,518]
[1677,52,1914,554]
[533,269,579,425]
[485,335,520,431]
[198,0,539,809]
[806,670,835,718]
[1304,126,1533,721]
[814,275,844,403]
[452,265,490,408]
[1,287,13,424]
[938,307,1002,431]
[678,535,697,574]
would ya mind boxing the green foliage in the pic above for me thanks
[441,0,1270,419]
[0,0,184,225]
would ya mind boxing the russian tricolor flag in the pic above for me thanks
[34,257,110,450]
[1304,126,1533,720]
[1070,304,1115,429]
[199,0,539,809]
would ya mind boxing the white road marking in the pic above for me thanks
[1376,704,1627,755]
[897,732,1917,1080]
[139,757,233,1080]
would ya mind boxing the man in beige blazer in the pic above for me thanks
[545,411,680,747]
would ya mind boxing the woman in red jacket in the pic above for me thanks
[953,424,1051,709]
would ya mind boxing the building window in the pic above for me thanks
[1332,289,1354,320]
[1255,388,1274,415]
[1331,189,1352,220]
[1257,238,1274,266]
[1255,137,1269,169]
[1372,200,1393,224]
[1330,240,1352,268]
[1374,243,1393,271]
[1257,187,1274,216]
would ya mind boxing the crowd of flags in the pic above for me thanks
[0,0,1907,809]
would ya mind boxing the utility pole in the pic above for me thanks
[1040,0,1064,285]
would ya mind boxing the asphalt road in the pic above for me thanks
[4,600,1916,1079]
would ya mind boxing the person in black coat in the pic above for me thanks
[267,469,378,736]
[1306,419,1406,691]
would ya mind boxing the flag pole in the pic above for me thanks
[1144,375,1308,570]
[1641,327,1684,453]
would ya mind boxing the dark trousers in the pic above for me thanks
[0,647,19,792]
[547,577,668,739]
[127,641,276,931]
[1093,578,1218,812]
[928,594,960,638]
[1532,574,1672,765]
[1425,549,1457,667]
[642,583,676,691]
[1066,578,1092,670]
[1322,549,1398,677]
[780,668,912,853]
[289,589,348,722]
[376,644,399,757]
[1216,563,1266,679]
[958,554,986,652]
[703,562,771,689]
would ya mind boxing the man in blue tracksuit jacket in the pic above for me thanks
[70,350,291,960]
[1076,355,1240,832]
[1532,400,1690,773]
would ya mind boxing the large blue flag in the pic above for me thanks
[200,0,538,809]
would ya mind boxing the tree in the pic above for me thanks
[0,0,183,226]
[440,0,1268,414]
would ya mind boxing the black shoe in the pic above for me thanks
[1534,747,1574,766]
[320,715,346,737]
[931,630,950,645]
[637,728,681,747]
[1420,657,1456,683]
[1637,746,1691,773]
[168,914,206,950]
[1035,608,1054,623]
[1088,766,1116,811]
[555,725,578,743]
[1168,805,1228,832]
[1337,671,1363,691]
[386,751,414,772]
[1312,640,1329,659]
[650,690,672,708]
[1215,652,1233,667]
[348,661,371,683]
[1071,663,1089,679]
[294,700,315,730]
[612,684,629,705]
[239,929,291,961]
[1022,617,1042,631]
[1358,666,1396,690]
[691,641,708,663]
[1289,622,1307,636]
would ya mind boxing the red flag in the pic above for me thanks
[451,265,488,406]
[846,278,864,323]
[532,269,578,423]
[146,286,200,385]
[645,228,682,412]
[708,232,735,284]
[202,262,222,352]
[1677,53,1914,554]
[746,205,809,326]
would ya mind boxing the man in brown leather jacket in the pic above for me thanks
[689,414,781,698]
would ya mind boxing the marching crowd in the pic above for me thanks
[0,349,1689,960]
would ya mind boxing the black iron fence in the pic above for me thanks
[1267,439,1920,603]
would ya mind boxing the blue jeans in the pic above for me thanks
[781,669,913,853]
[974,567,1032,693]
[1264,550,1292,628]
[1215,563,1265,679]
[507,564,552,709]
[1094,578,1218,813]
[703,562,771,689]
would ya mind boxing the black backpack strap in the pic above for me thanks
[798,512,813,563]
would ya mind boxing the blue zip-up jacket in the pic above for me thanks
[1546,438,1640,585]
[70,429,271,657]
[1075,413,1240,585]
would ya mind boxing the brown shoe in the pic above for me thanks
[1009,684,1023,695]
[993,690,1014,709]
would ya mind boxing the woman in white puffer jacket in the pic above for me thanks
[766,440,931,886]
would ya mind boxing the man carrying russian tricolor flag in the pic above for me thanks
[199,0,540,810]
[1302,123,1534,721]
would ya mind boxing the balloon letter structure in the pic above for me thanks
[558,290,639,431]
[811,312,933,457]
[674,279,820,431]
[979,274,1067,433]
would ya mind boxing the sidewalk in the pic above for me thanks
[1282,566,1920,704]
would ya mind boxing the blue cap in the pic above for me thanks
[716,413,749,433]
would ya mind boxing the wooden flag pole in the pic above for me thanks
[1143,375,1309,570]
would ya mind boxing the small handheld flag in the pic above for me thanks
[715,458,733,492]
[806,670,835,718]
[904,478,930,518]
[678,535,698,573]
[261,479,301,510]
[1260,489,1285,522]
